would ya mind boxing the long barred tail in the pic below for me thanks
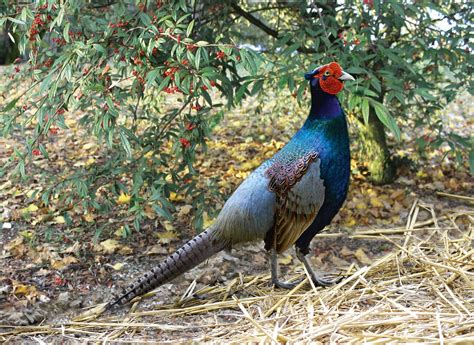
[106,227,226,310]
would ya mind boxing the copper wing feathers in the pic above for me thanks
[264,152,325,253]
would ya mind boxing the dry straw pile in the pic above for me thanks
[1,198,473,343]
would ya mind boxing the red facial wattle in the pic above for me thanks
[314,62,345,95]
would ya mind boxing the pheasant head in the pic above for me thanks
[304,62,354,95]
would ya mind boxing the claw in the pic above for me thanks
[271,277,302,290]
[296,247,340,287]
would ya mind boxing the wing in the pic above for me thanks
[264,151,325,253]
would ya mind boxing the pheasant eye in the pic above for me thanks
[324,71,331,76]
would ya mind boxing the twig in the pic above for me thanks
[436,191,474,203]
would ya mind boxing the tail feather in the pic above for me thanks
[106,227,226,310]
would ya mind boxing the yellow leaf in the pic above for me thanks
[100,239,121,254]
[22,204,38,214]
[83,213,95,223]
[20,230,34,241]
[370,197,384,208]
[118,246,133,255]
[354,248,372,265]
[27,204,39,212]
[169,192,183,201]
[156,230,177,245]
[203,212,215,228]
[117,192,131,205]
[344,217,356,227]
[53,215,66,224]
[13,284,30,296]
[178,205,193,219]
[51,256,78,270]
[144,151,153,159]
[278,254,293,265]
[163,221,174,231]
[110,262,125,271]
[85,158,95,167]
[114,226,127,237]
[83,142,96,150]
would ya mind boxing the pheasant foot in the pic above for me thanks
[296,247,342,286]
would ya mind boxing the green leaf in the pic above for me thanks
[157,76,171,93]
[186,19,195,37]
[7,17,25,25]
[195,47,201,70]
[251,79,264,95]
[2,97,20,112]
[139,12,152,27]
[63,22,70,43]
[361,98,370,124]
[152,205,173,221]
[369,99,401,142]
[469,150,474,175]
[146,69,160,88]
[119,130,132,158]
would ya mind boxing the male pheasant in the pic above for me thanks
[106,62,354,309]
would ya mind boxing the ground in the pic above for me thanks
[0,65,473,342]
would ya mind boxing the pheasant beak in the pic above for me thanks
[338,71,355,81]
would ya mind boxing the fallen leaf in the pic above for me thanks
[117,192,131,205]
[5,236,27,257]
[118,246,133,255]
[83,213,94,223]
[51,256,78,270]
[108,262,125,271]
[146,244,168,255]
[156,230,177,245]
[278,254,293,265]
[203,212,215,228]
[62,242,80,254]
[99,239,121,254]
[354,248,372,265]
[370,197,384,208]
[53,215,66,224]
[178,205,193,218]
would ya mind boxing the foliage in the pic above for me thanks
[0,0,472,234]
[210,0,473,172]
[0,0,263,231]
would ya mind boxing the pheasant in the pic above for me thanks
[106,62,354,309]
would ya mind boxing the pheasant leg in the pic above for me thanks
[270,249,301,289]
[296,247,341,286]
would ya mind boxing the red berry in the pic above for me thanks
[363,0,374,7]
[216,51,225,60]
[179,138,191,148]
[32,149,41,156]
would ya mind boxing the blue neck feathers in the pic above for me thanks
[306,79,343,122]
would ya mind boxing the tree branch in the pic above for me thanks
[230,1,317,54]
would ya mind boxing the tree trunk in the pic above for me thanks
[358,109,396,185]
[0,23,20,65]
